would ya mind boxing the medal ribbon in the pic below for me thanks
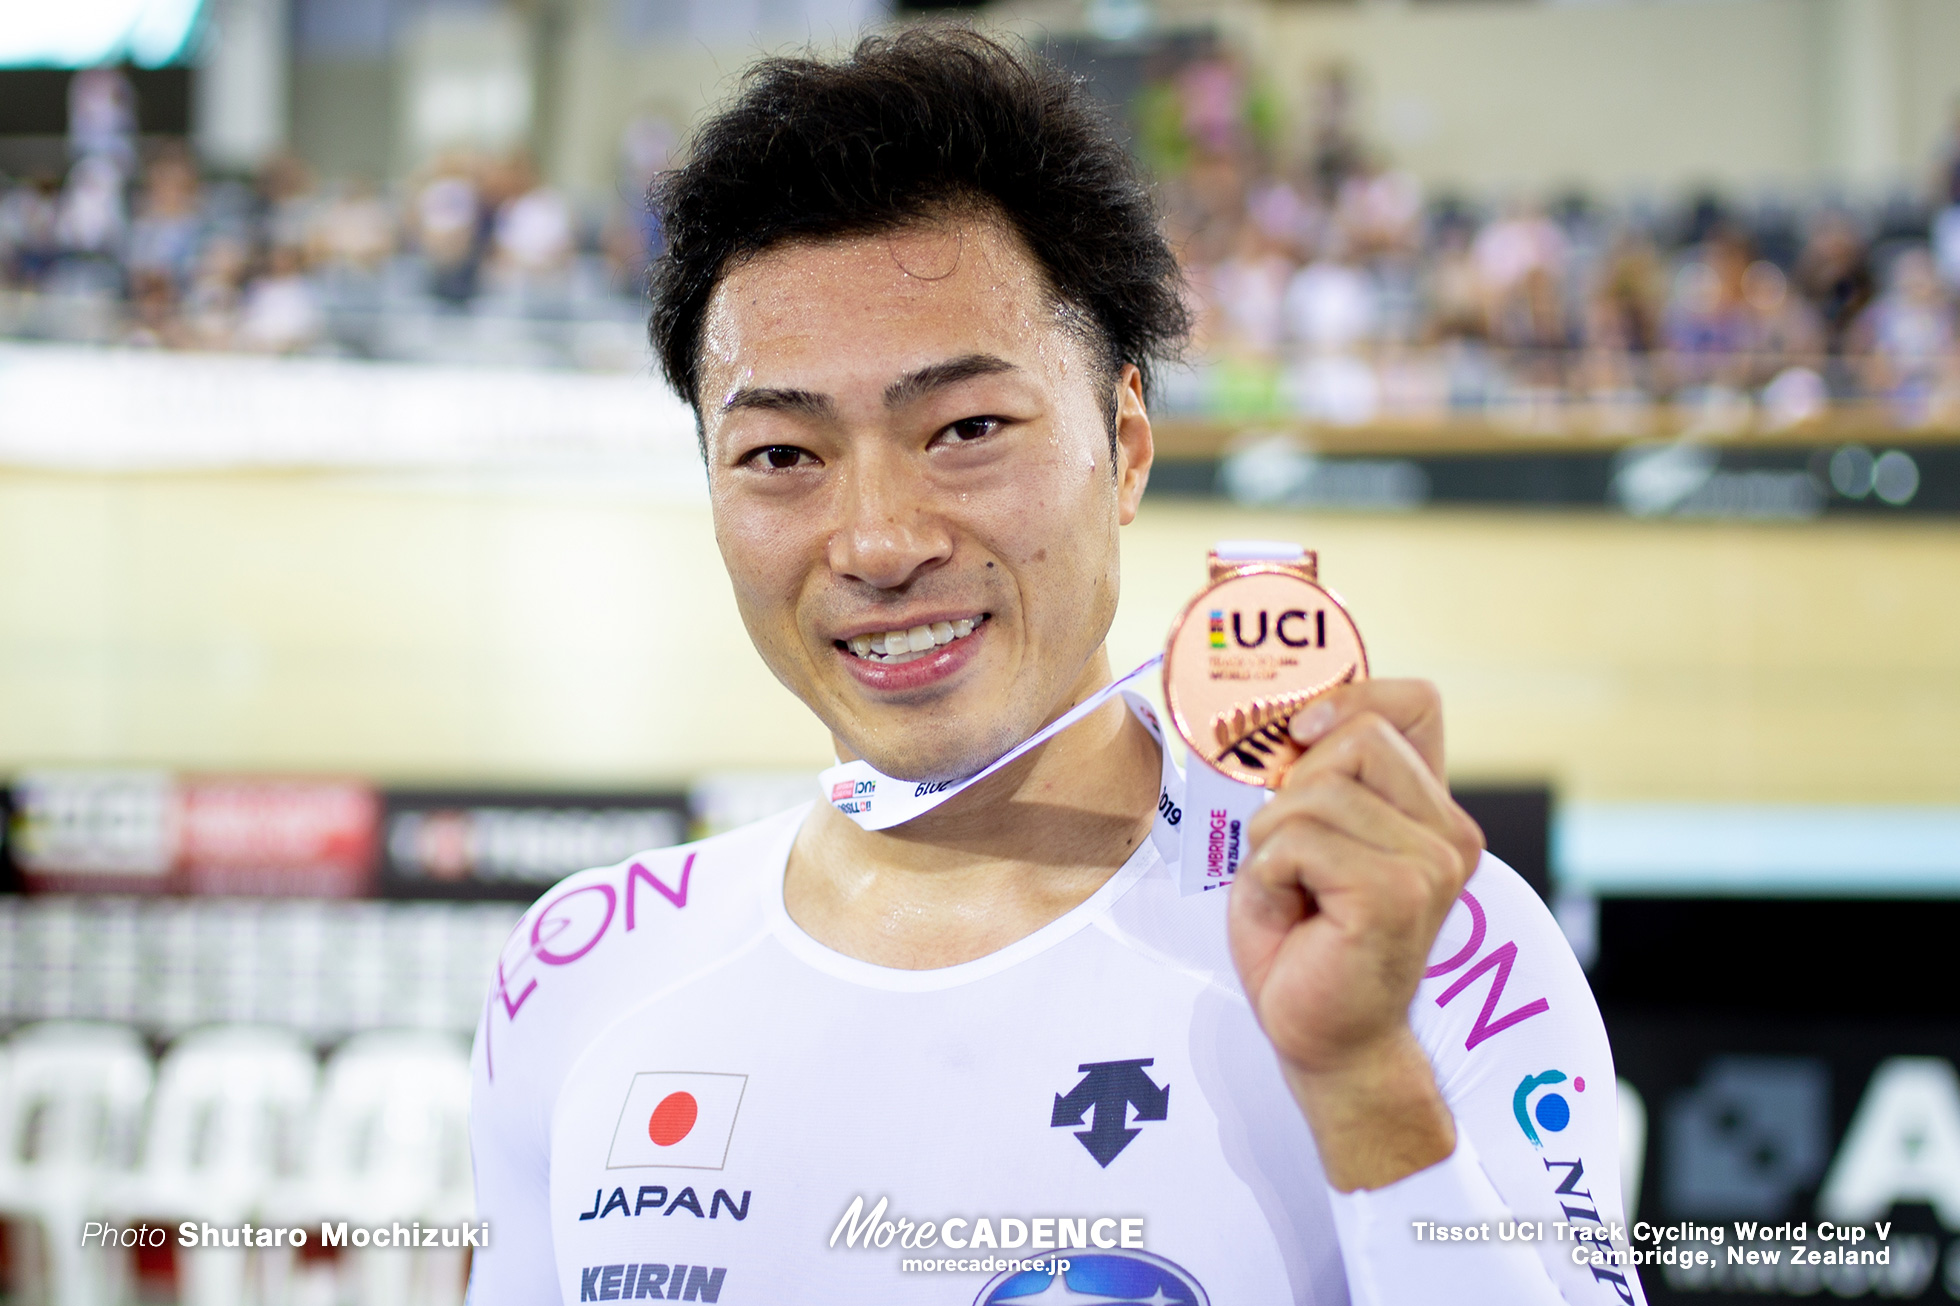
[818,655,1165,832]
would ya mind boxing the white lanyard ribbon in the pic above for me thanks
[1178,753,1269,895]
[818,655,1166,832]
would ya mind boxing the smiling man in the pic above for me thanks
[469,30,1644,1306]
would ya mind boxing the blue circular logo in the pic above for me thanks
[975,1249,1209,1305]
[1512,1068,1587,1146]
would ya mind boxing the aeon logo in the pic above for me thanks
[1514,1069,1587,1147]
[1423,889,1552,1052]
[482,854,694,1082]
[1215,609,1328,649]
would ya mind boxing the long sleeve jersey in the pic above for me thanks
[468,702,1646,1306]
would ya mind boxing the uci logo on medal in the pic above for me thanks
[1213,609,1328,650]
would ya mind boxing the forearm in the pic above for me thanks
[1283,1026,1456,1192]
[1325,1131,1571,1306]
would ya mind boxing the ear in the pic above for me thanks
[1112,364,1154,525]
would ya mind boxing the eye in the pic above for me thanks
[937,416,1005,445]
[741,445,816,471]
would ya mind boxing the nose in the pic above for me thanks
[825,451,953,590]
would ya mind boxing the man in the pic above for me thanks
[470,31,1643,1306]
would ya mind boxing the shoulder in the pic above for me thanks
[472,807,803,1119]
[503,807,799,1018]
[1410,852,1599,1075]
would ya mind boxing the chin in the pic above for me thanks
[844,716,1024,785]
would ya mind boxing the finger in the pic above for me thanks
[1251,769,1462,874]
[1275,712,1484,878]
[1228,826,1315,940]
[1238,813,1443,938]
[1288,679,1447,779]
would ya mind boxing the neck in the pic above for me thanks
[785,648,1165,969]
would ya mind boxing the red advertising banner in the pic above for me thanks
[178,778,378,897]
[9,770,378,897]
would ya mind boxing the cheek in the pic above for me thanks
[711,494,814,615]
[989,453,1119,593]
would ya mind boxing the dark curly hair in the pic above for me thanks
[648,28,1189,430]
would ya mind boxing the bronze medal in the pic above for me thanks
[1162,548,1369,788]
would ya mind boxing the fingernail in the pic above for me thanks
[1292,701,1336,744]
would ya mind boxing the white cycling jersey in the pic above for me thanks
[468,699,1647,1306]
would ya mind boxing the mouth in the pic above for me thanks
[835,614,991,666]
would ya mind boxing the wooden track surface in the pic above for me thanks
[0,470,1953,805]
[1149,411,1960,459]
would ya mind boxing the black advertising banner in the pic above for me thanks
[1609,1015,1960,1303]
[1454,785,1551,901]
[1595,899,1960,1304]
[379,789,690,900]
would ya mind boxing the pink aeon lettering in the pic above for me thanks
[485,855,700,1085]
[1426,890,1551,1051]
[532,883,617,965]
[626,853,694,929]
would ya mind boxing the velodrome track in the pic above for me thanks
[2,467,1951,813]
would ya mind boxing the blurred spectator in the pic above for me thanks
[126,149,205,292]
[180,235,250,350]
[1853,247,1955,422]
[237,246,324,354]
[0,176,63,286]
[1210,224,1292,355]
[258,154,320,253]
[604,114,678,292]
[1473,203,1567,317]
[1664,227,1753,389]
[56,155,127,258]
[414,155,487,305]
[1246,177,1320,261]
[6,41,1960,431]
[1285,252,1377,353]
[1740,260,1823,383]
[309,180,396,275]
[1423,223,1486,343]
[1936,106,1960,293]
[67,67,137,172]
[1795,212,1875,354]
[1336,161,1422,259]
[1308,64,1364,202]
[490,158,576,291]
[1590,232,1667,355]
[124,269,185,348]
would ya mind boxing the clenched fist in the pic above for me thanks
[1225,679,1485,1190]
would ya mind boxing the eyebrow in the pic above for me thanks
[720,386,836,419]
[718,353,1019,419]
[881,353,1018,408]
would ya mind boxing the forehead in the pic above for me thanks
[696,219,1081,404]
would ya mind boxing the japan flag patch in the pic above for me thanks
[605,1071,749,1170]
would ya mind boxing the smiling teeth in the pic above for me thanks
[848,616,984,662]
